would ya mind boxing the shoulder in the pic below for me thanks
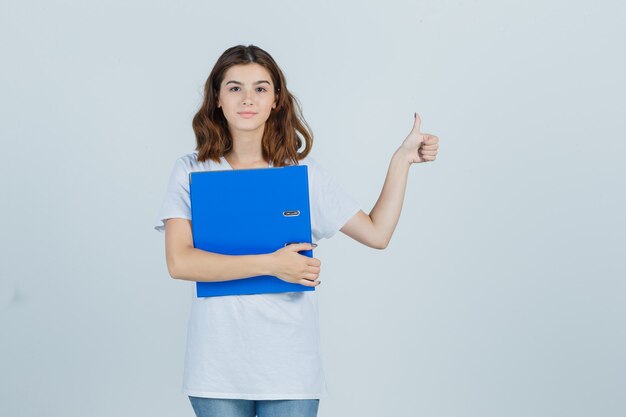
[292,156,325,183]
[297,155,337,181]
[163,152,202,188]
[296,154,321,171]
[176,151,199,168]
[171,151,208,174]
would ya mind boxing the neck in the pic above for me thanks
[226,127,266,165]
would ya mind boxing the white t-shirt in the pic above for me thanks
[154,151,361,400]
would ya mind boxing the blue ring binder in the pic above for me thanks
[189,165,315,297]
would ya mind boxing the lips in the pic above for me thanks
[238,112,257,118]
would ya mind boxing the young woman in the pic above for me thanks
[154,44,439,417]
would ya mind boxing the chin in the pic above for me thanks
[232,124,264,133]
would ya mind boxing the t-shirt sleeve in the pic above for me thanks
[309,158,362,242]
[154,158,191,233]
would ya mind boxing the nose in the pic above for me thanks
[242,89,254,106]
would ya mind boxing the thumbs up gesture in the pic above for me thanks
[399,112,439,164]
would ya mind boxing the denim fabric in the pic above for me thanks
[188,397,320,417]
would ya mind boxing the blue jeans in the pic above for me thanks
[188,396,320,417]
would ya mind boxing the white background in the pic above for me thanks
[1,1,624,416]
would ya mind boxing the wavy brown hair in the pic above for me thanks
[192,44,313,167]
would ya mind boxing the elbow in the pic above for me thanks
[374,238,389,250]
[167,265,180,280]
[166,257,183,280]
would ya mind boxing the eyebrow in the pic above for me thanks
[225,80,272,86]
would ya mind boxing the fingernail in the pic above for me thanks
[311,243,318,248]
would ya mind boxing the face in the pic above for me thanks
[217,63,278,137]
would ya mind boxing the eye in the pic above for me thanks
[229,86,240,92]
[256,87,267,92]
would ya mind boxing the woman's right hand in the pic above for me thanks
[269,243,321,287]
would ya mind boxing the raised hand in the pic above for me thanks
[399,112,439,164]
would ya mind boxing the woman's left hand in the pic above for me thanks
[398,112,439,164]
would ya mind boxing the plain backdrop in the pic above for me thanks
[1,1,624,416]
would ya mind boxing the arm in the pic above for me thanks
[341,113,439,249]
[165,218,273,282]
[340,150,410,249]
[164,218,321,286]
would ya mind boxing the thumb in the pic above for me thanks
[411,112,422,134]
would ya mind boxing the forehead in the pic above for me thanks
[222,63,273,85]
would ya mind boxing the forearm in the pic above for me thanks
[369,148,412,247]
[170,248,274,282]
